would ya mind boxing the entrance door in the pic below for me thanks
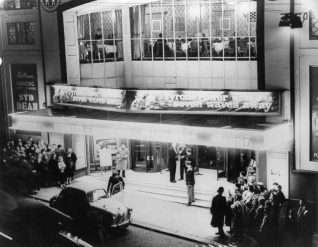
[131,140,168,172]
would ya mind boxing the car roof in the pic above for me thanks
[67,182,105,193]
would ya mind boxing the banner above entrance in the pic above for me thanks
[51,85,281,115]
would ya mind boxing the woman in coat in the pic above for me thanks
[116,144,129,178]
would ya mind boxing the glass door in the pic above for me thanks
[131,140,147,171]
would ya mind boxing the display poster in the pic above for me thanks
[94,138,117,162]
[267,151,289,198]
[11,64,39,112]
[126,90,280,115]
[310,67,318,161]
[51,85,281,115]
[52,85,126,111]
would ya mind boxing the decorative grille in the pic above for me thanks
[7,22,35,45]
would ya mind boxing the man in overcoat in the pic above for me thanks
[211,186,227,237]
[168,143,178,183]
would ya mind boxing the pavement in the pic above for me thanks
[29,169,257,247]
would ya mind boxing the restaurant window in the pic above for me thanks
[77,9,123,64]
[4,0,35,10]
[130,0,257,61]
[7,22,35,45]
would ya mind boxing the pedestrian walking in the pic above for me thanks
[210,187,227,238]
[168,143,178,183]
[185,161,195,206]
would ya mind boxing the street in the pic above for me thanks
[103,226,200,247]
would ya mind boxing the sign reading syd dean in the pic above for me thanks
[11,64,39,112]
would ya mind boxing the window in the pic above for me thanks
[4,0,35,10]
[77,9,124,64]
[130,0,257,61]
[7,22,35,45]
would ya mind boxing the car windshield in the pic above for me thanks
[86,189,108,202]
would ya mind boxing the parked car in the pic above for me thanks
[49,182,132,240]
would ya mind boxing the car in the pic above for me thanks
[49,182,132,240]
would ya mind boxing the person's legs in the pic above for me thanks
[117,170,121,176]
[191,185,195,202]
[187,185,192,205]
[218,226,225,236]
[180,164,184,180]
[122,170,125,178]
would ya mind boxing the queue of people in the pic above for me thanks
[0,137,77,195]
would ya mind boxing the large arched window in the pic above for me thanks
[130,0,256,61]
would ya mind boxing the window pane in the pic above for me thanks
[151,2,162,39]
[223,1,235,37]
[102,11,113,39]
[186,3,199,37]
[199,36,210,59]
[130,6,140,38]
[7,22,35,45]
[163,5,173,38]
[116,40,124,61]
[79,40,91,63]
[211,1,222,36]
[142,39,152,60]
[131,39,141,60]
[236,1,249,37]
[237,37,249,59]
[153,36,164,60]
[165,38,175,59]
[4,0,35,10]
[141,4,151,38]
[250,36,256,59]
[188,37,199,59]
[90,12,102,40]
[104,40,115,62]
[211,37,224,59]
[174,4,186,37]
[224,37,236,58]
[200,2,210,37]
[114,10,122,39]
[78,14,90,40]
[249,1,257,36]
[176,37,187,59]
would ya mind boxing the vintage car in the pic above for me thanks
[49,182,132,237]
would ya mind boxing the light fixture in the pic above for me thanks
[278,12,308,29]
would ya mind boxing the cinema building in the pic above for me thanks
[1,0,318,201]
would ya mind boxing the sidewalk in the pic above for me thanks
[30,170,256,247]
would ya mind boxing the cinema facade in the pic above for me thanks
[1,0,318,201]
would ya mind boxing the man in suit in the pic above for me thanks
[179,145,187,180]
[211,187,227,238]
[168,143,178,183]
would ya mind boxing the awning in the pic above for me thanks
[9,109,292,151]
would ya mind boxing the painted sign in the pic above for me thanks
[52,85,126,111]
[126,90,280,115]
[40,0,60,12]
[51,85,281,115]
[310,67,318,161]
[11,64,39,112]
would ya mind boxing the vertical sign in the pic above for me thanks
[11,64,39,112]
[310,67,318,161]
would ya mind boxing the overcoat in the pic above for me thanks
[116,148,129,170]
[210,194,227,227]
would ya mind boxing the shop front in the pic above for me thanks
[9,85,292,196]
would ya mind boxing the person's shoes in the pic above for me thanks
[178,178,183,180]
[192,200,195,202]
[219,233,226,239]
[171,181,176,183]
[187,203,191,206]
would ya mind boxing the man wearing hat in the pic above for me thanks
[168,143,178,183]
[210,187,227,237]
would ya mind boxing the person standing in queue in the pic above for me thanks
[168,143,178,183]
[211,187,227,238]
[179,145,187,180]
[184,147,196,171]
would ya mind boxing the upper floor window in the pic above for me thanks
[4,0,35,10]
[130,0,257,61]
[77,10,124,64]
[7,22,35,45]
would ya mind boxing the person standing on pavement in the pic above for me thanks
[168,143,178,183]
[116,144,129,178]
[178,145,187,180]
[210,186,227,238]
[185,161,195,206]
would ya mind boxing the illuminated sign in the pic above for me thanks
[11,64,39,112]
[51,85,281,115]
[52,85,126,111]
[126,90,280,115]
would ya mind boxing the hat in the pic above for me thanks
[217,187,224,193]
[256,182,264,186]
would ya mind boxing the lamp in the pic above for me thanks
[278,12,308,29]
[279,14,291,27]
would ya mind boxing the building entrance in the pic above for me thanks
[130,140,169,172]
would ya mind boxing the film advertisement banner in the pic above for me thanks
[52,85,126,111]
[310,67,318,161]
[126,90,280,115]
[11,64,39,112]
